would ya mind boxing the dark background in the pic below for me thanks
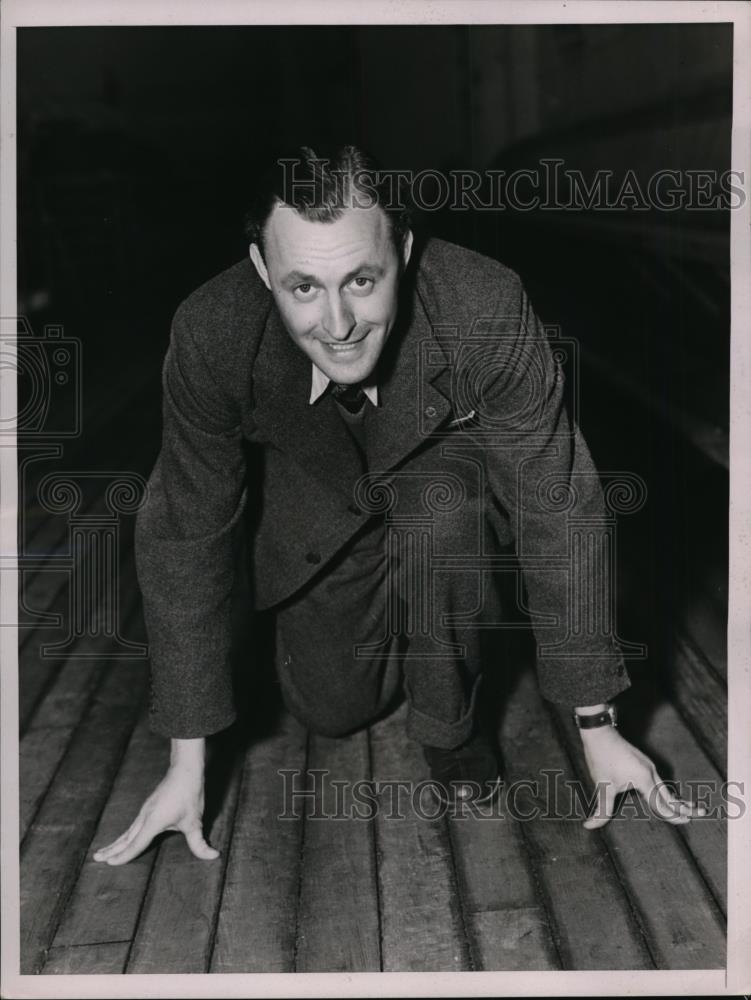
[17,23,732,703]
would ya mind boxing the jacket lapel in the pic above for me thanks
[364,272,453,474]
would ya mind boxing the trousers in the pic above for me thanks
[273,492,509,750]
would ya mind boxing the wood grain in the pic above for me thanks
[125,748,243,973]
[20,727,83,843]
[52,712,168,949]
[19,549,143,843]
[617,696,727,913]
[680,594,727,680]
[447,786,561,969]
[295,729,380,972]
[498,666,653,970]
[553,705,727,969]
[670,628,727,776]
[369,703,470,972]
[20,660,149,973]
[41,942,130,975]
[209,711,307,973]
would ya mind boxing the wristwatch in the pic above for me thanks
[573,704,618,730]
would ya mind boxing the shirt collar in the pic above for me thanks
[309,363,379,407]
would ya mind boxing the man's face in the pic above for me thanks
[250,202,412,385]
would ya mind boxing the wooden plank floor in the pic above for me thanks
[15,333,728,976]
[17,533,728,975]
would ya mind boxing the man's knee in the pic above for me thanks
[277,645,401,738]
[283,686,380,739]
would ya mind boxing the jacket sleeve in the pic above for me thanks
[478,276,632,706]
[135,302,248,738]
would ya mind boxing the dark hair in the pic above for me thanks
[243,144,412,259]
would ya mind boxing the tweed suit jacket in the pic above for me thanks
[136,236,631,738]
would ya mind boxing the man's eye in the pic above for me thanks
[350,276,374,293]
[294,283,315,298]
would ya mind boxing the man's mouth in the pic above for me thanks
[322,338,366,353]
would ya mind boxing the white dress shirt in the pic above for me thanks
[309,363,379,406]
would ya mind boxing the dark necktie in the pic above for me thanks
[331,382,366,415]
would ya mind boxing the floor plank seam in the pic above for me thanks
[23,722,92,734]
[668,689,726,780]
[122,846,162,975]
[20,577,77,655]
[204,754,245,972]
[546,703,662,970]
[21,662,149,974]
[679,608,727,682]
[588,820,716,971]
[365,726,385,972]
[589,834,661,969]
[119,710,166,974]
[50,938,134,951]
[676,623,728,692]
[508,803,567,969]
[444,819,478,971]
[18,660,63,737]
[82,678,152,818]
[31,838,108,974]
[20,661,117,853]
[291,729,311,973]
[674,824,728,925]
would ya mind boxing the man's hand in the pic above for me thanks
[578,723,707,829]
[92,737,219,866]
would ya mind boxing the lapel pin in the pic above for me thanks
[448,410,476,427]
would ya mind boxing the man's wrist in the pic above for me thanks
[170,737,206,774]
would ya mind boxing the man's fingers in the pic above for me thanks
[92,836,128,862]
[100,822,159,866]
[583,783,617,830]
[183,825,220,861]
[657,780,707,816]
[92,815,145,862]
[96,811,163,866]
[631,768,681,823]
[653,781,704,823]
[678,799,707,817]
[92,815,218,865]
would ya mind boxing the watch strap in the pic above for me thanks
[574,705,617,729]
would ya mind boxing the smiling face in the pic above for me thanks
[249,202,413,385]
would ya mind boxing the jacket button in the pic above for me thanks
[305,551,321,564]
[424,405,437,418]
[347,503,362,516]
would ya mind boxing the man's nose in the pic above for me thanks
[322,294,356,341]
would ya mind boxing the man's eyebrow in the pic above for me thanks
[281,264,385,287]
[342,263,384,281]
[282,270,317,286]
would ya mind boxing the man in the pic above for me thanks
[94,145,703,866]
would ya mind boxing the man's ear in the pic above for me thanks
[249,243,271,290]
[401,229,414,271]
